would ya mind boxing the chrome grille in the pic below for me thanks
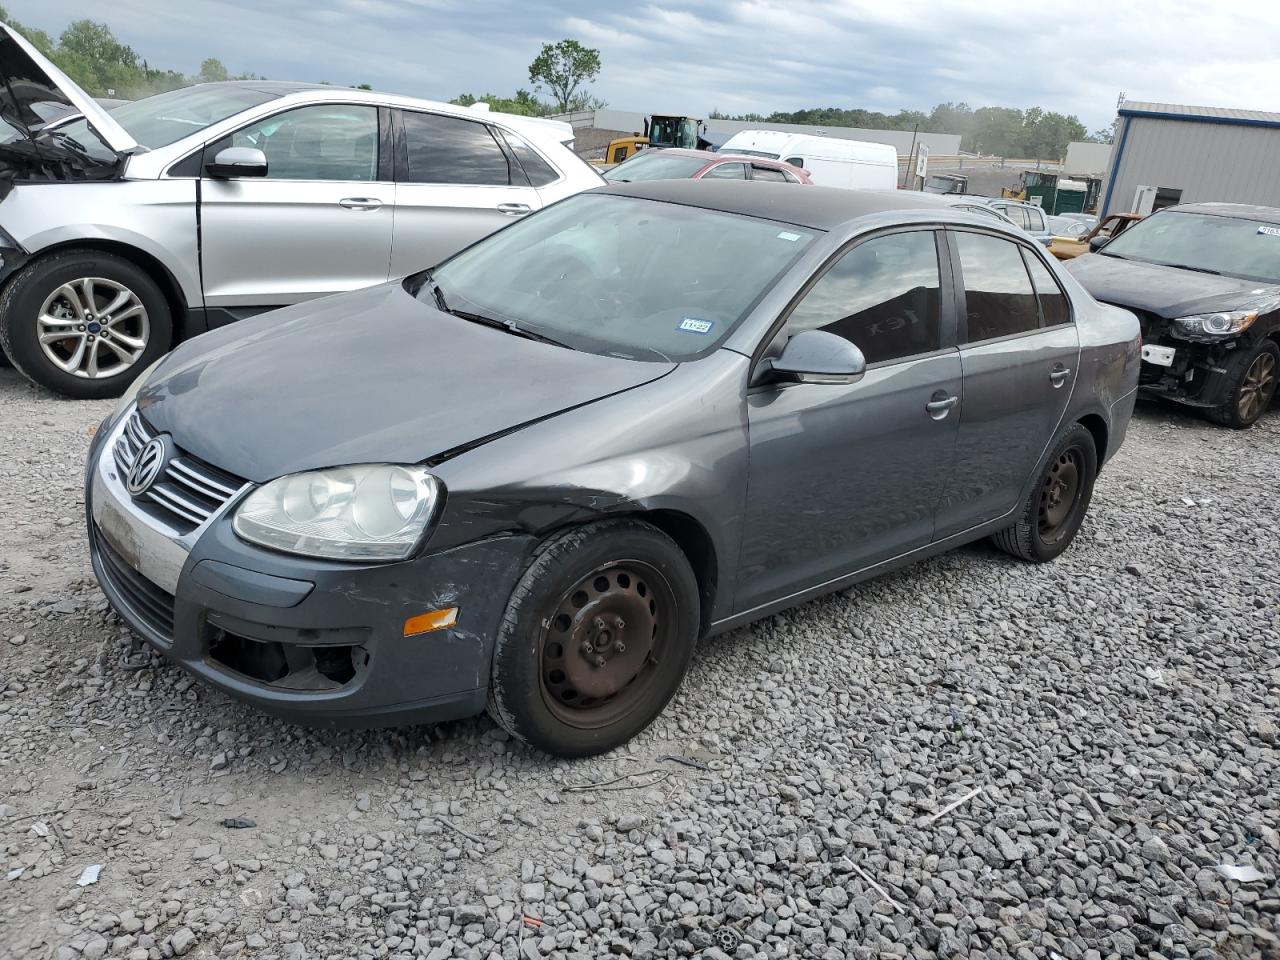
[112,411,245,532]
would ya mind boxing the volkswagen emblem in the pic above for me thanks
[126,436,169,496]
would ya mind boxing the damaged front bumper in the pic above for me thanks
[85,411,532,728]
[1135,315,1251,409]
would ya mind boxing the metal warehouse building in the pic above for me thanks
[1101,100,1280,217]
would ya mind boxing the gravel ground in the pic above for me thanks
[1,365,1277,960]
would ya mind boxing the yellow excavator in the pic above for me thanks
[600,115,711,165]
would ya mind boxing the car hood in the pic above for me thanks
[1065,253,1280,318]
[0,23,136,188]
[137,282,676,483]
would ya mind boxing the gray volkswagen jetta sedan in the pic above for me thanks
[85,182,1140,757]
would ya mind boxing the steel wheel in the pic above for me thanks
[1037,447,1083,542]
[1237,350,1276,423]
[37,277,149,380]
[539,560,674,730]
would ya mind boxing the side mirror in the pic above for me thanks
[759,329,867,385]
[1088,233,1110,252]
[205,146,267,179]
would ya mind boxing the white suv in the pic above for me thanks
[0,24,602,398]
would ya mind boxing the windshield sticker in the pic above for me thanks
[1258,225,1280,237]
[777,231,803,242]
[678,317,714,335]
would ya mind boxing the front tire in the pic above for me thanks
[487,519,700,758]
[0,250,172,399]
[1206,339,1278,429]
[991,422,1098,563]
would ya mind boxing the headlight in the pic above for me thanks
[233,465,442,562]
[1172,311,1258,338]
[112,357,164,418]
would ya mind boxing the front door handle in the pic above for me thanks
[1050,364,1072,388]
[497,203,532,216]
[926,392,959,420]
[338,197,383,211]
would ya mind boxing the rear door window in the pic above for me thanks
[1025,207,1047,232]
[996,205,1029,230]
[751,166,788,182]
[1022,250,1071,327]
[702,162,748,180]
[400,111,512,185]
[954,231,1041,342]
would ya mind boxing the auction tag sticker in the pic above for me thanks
[678,317,714,334]
[1258,225,1280,237]
[777,231,803,242]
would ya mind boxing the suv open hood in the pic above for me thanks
[0,23,137,161]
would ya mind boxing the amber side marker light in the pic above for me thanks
[403,607,459,637]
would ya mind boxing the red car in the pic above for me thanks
[604,148,812,184]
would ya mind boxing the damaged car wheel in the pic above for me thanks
[991,422,1097,563]
[487,519,700,758]
[1207,339,1279,429]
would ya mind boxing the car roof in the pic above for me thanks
[637,147,790,165]
[190,81,575,150]
[1163,201,1280,223]
[595,180,966,230]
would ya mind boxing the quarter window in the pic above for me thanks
[1022,251,1070,327]
[501,130,559,186]
[785,231,943,364]
[702,162,748,180]
[210,104,378,181]
[401,111,512,185]
[955,232,1040,342]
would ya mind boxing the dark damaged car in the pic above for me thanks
[86,182,1140,757]
[1067,202,1280,428]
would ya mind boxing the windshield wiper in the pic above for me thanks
[1161,262,1223,276]
[423,274,570,348]
[452,309,571,348]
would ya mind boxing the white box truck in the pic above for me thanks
[718,131,899,190]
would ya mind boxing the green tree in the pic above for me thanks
[451,89,549,117]
[528,39,601,113]
[197,57,229,83]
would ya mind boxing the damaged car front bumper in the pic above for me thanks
[85,407,532,727]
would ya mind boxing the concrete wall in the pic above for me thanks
[1101,116,1280,216]
[557,108,961,157]
[1063,141,1111,176]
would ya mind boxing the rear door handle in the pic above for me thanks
[497,203,532,216]
[1050,364,1072,388]
[338,197,383,211]
[926,392,959,420]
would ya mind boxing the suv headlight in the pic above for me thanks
[233,464,442,562]
[1172,311,1258,338]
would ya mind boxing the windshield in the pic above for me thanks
[423,193,817,361]
[605,152,707,182]
[1102,210,1280,283]
[53,84,278,157]
[924,176,961,194]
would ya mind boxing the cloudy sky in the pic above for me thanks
[8,0,1280,130]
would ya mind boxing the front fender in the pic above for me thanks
[427,351,752,622]
[3,180,200,305]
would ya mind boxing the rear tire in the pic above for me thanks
[0,250,172,400]
[991,422,1098,563]
[1206,339,1278,429]
[487,519,700,758]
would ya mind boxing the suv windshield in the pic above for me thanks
[1102,210,1280,283]
[423,193,816,361]
[605,152,707,182]
[51,85,279,159]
